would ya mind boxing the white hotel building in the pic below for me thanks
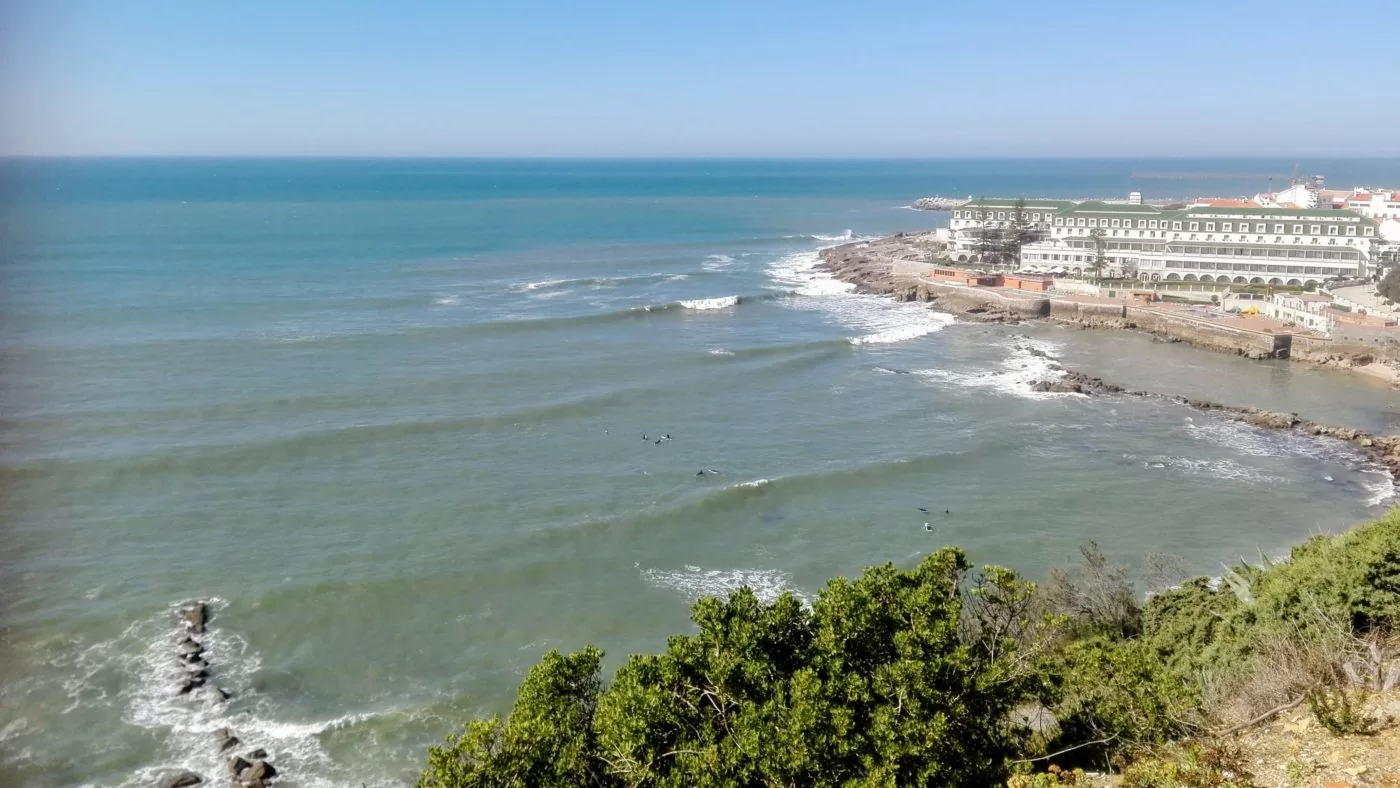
[950,199,1382,287]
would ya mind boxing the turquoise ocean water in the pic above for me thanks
[3,158,1400,786]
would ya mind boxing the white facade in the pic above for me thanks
[1016,202,1380,287]
[946,200,1069,257]
[1345,190,1400,221]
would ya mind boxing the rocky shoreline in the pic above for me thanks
[817,236,1400,380]
[1031,368,1400,483]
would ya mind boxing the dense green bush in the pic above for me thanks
[419,548,1031,788]
[419,511,1400,785]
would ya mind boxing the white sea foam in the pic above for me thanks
[811,229,855,242]
[527,288,574,300]
[65,598,389,788]
[1185,419,1354,462]
[519,278,572,292]
[766,250,952,345]
[1361,469,1396,506]
[850,324,946,345]
[914,338,1072,400]
[641,565,808,605]
[708,348,736,356]
[703,254,736,271]
[678,296,740,310]
[433,295,462,306]
[734,478,772,488]
[665,274,690,281]
[1137,455,1280,484]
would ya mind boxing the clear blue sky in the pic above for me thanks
[4,0,1398,157]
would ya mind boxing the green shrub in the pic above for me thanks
[1036,638,1198,766]
[1305,686,1378,736]
[420,549,1028,787]
[1119,741,1255,787]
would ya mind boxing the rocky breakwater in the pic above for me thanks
[154,602,282,788]
[817,239,1033,324]
[1044,370,1400,483]
[911,196,967,211]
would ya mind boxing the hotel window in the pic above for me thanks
[1205,222,1216,231]
[1173,222,1182,230]
[1365,227,1375,236]
[1148,220,1157,229]
[998,212,1006,219]
[1111,219,1120,228]
[1345,226,1356,236]
[1189,222,1199,231]
[1328,225,1338,235]
[1054,218,1062,226]
[1256,223,1266,233]
[1274,224,1283,233]
[1292,225,1302,234]
[1310,225,1320,235]
[1222,223,1232,232]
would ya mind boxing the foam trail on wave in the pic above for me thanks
[641,565,808,605]
[1362,469,1396,506]
[914,339,1069,399]
[766,250,952,345]
[678,296,740,311]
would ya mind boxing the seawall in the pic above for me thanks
[817,239,1364,367]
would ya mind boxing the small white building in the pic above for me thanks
[1345,189,1400,221]
[1262,292,1334,333]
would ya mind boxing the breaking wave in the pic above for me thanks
[766,250,952,345]
[914,339,1074,399]
[678,296,740,311]
[641,565,809,605]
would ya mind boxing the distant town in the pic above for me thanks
[912,176,1400,342]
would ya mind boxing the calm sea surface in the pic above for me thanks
[3,158,1400,787]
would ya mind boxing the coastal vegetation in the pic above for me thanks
[418,510,1400,787]
[1379,265,1400,304]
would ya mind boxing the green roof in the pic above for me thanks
[961,198,1074,209]
[1176,205,1377,226]
[1058,201,1164,216]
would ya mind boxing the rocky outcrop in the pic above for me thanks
[179,602,207,635]
[911,197,967,211]
[1029,371,1127,395]
[1057,369,1400,482]
[157,771,203,788]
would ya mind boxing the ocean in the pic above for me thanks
[3,158,1400,787]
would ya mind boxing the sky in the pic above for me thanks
[3,0,1398,158]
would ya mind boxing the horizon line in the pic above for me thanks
[4,153,1400,162]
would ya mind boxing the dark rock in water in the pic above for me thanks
[179,603,208,634]
[211,686,232,702]
[157,770,203,788]
[245,748,267,761]
[227,756,251,777]
[213,728,239,752]
[248,760,276,780]
[186,668,210,682]
[178,640,204,656]
[1027,348,1048,358]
